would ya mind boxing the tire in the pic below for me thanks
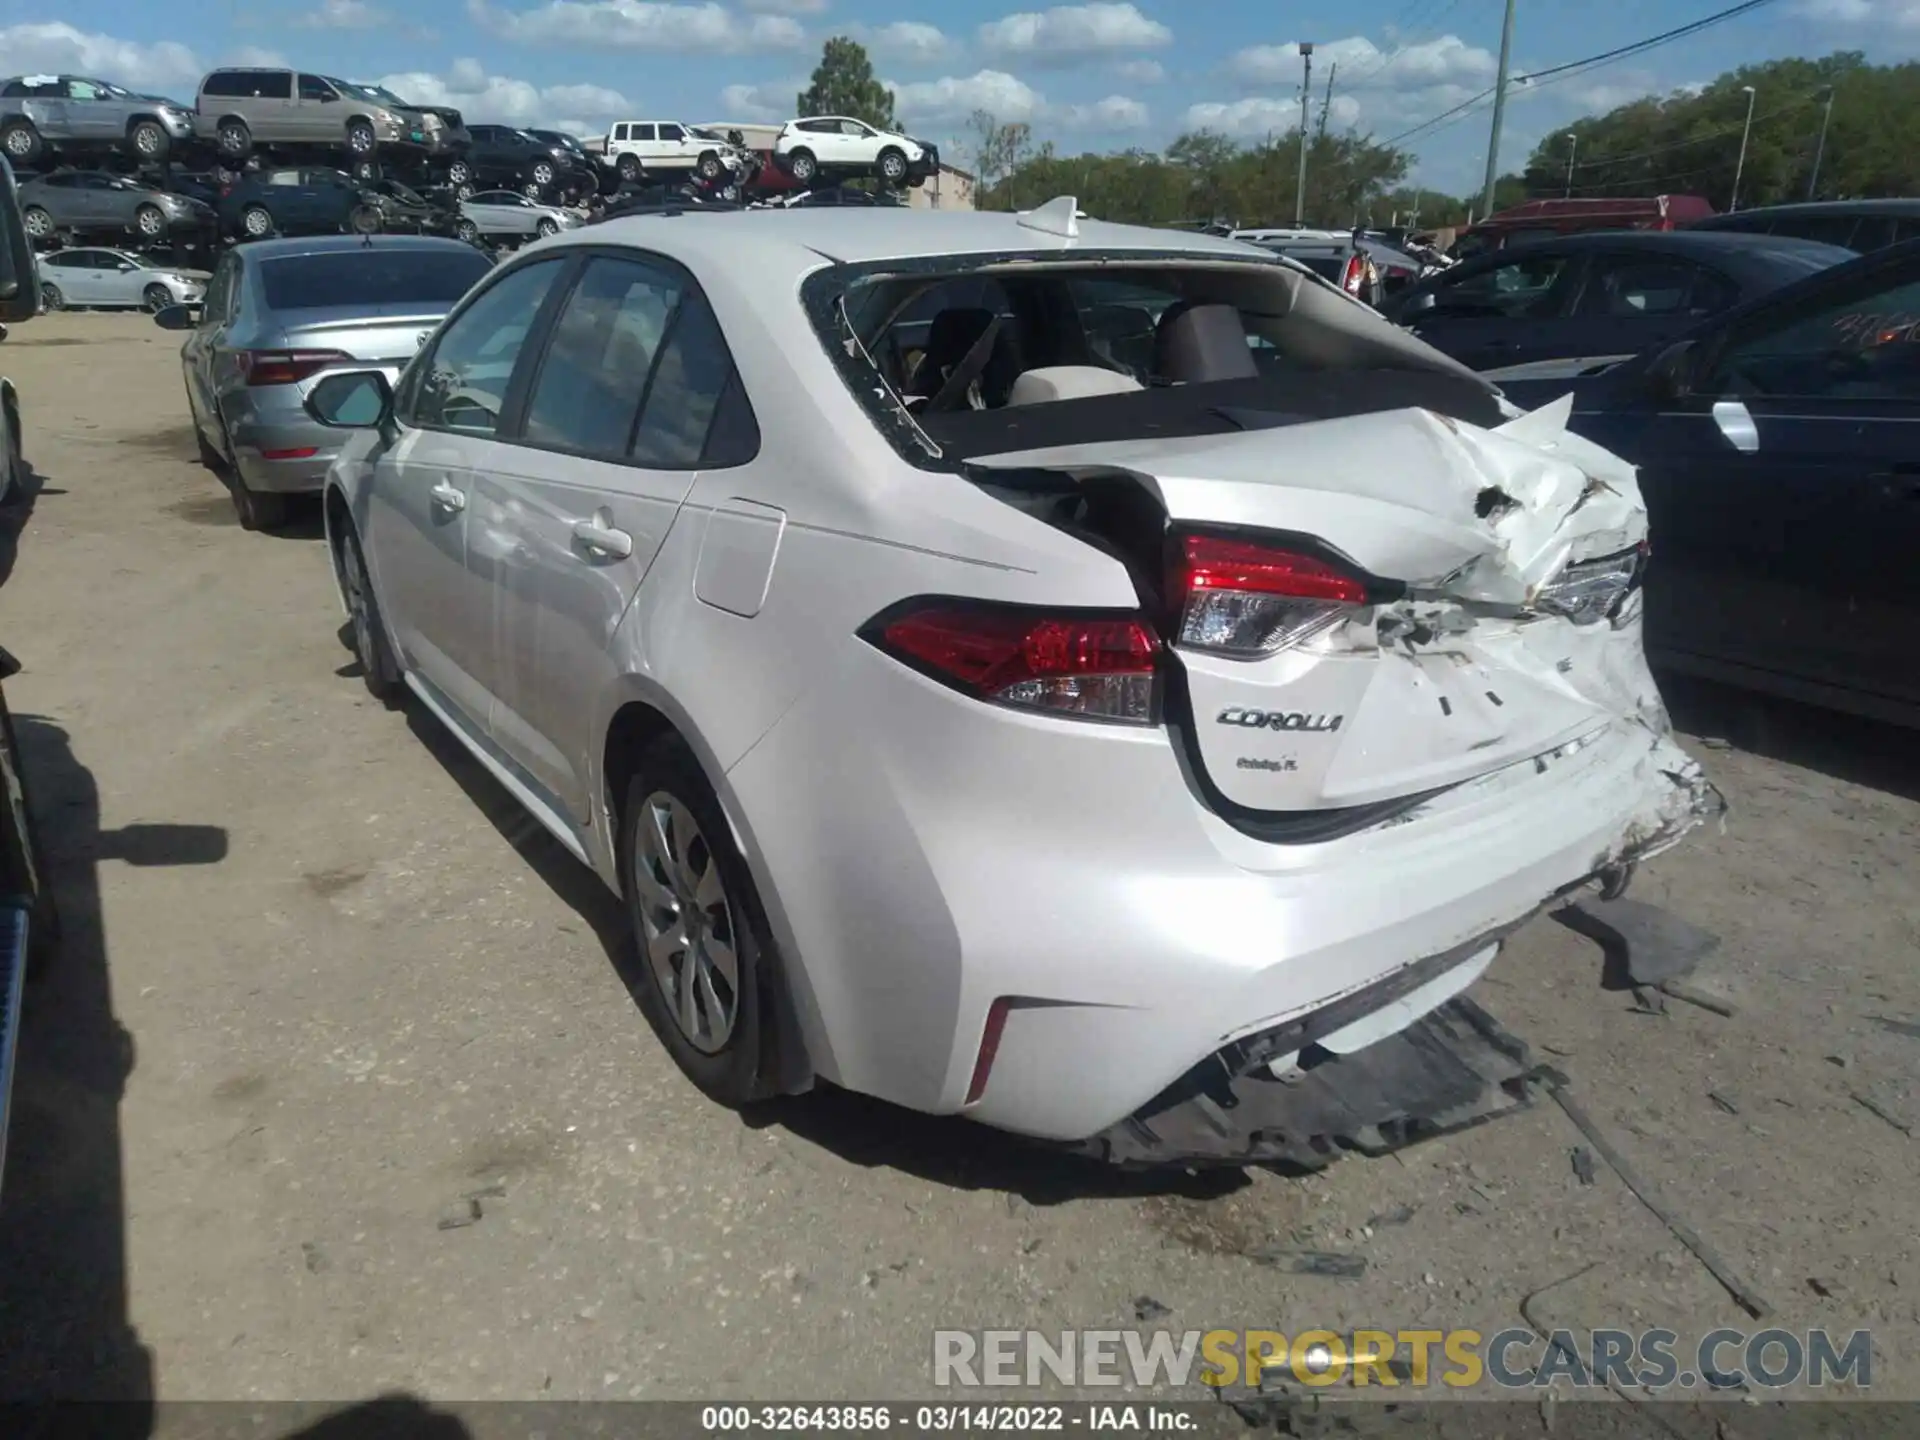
[1,694,63,981]
[38,281,62,312]
[617,153,641,183]
[195,424,223,471]
[1,120,42,165]
[877,147,907,184]
[134,204,166,240]
[352,157,379,182]
[240,205,274,239]
[536,217,559,237]
[216,118,252,159]
[696,150,723,181]
[455,182,475,200]
[128,119,170,161]
[786,148,816,183]
[22,207,52,242]
[349,204,384,236]
[521,180,544,200]
[141,283,173,313]
[347,120,377,156]
[531,159,556,187]
[619,738,782,1105]
[338,527,403,704]
[446,158,471,186]
[455,218,479,244]
[230,474,290,532]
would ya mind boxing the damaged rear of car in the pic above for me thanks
[788,222,1723,1164]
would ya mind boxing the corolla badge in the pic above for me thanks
[1216,707,1344,733]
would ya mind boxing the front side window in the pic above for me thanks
[657,124,683,142]
[1707,270,1920,402]
[633,124,656,142]
[1578,258,1732,319]
[1440,251,1575,317]
[68,80,103,101]
[408,258,567,435]
[298,74,335,102]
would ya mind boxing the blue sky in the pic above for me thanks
[0,0,1914,195]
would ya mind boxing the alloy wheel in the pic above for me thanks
[3,131,28,158]
[142,284,172,313]
[632,792,740,1054]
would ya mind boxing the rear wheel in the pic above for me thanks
[786,148,816,183]
[617,153,641,183]
[216,118,251,159]
[22,207,52,243]
[134,204,166,240]
[240,205,274,239]
[141,283,172,313]
[1,120,42,165]
[230,475,290,533]
[620,738,781,1106]
[38,281,62,312]
[128,119,170,161]
[338,527,403,703]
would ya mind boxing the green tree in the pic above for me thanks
[797,37,897,131]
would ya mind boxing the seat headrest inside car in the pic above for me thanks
[1152,302,1260,383]
[1007,366,1145,405]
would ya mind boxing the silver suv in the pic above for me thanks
[0,75,197,166]
[193,69,408,162]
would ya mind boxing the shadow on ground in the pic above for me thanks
[1662,672,1920,804]
[0,709,227,1415]
[394,692,1245,1206]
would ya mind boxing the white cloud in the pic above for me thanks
[0,22,202,95]
[892,69,1045,123]
[1227,35,1496,92]
[718,78,803,121]
[977,4,1171,66]
[741,0,827,12]
[861,21,952,63]
[228,46,291,68]
[298,0,387,28]
[1792,0,1920,22]
[467,0,806,51]
[1114,58,1164,84]
[379,59,631,128]
[1185,93,1361,138]
[888,69,1146,131]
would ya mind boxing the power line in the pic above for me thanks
[1382,0,1786,152]
[1564,93,1817,169]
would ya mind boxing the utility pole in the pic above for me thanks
[1808,84,1835,200]
[1731,84,1757,211]
[1295,42,1314,226]
[1480,0,1516,216]
[1317,61,1337,140]
[1562,132,1578,198]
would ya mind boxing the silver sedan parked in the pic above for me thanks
[458,189,579,241]
[18,170,213,243]
[36,246,207,312]
[154,233,494,531]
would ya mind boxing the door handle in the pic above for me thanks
[428,481,466,512]
[572,518,633,559]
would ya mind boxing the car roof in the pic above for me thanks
[232,234,480,261]
[552,204,1275,271]
[1693,198,1920,221]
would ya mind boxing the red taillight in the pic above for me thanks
[259,446,319,461]
[965,998,1012,1106]
[872,603,1160,724]
[1167,534,1370,658]
[238,349,353,386]
[1341,254,1366,296]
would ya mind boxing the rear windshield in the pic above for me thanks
[808,254,1505,469]
[260,249,493,310]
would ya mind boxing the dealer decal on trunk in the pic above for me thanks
[1216,707,1345,733]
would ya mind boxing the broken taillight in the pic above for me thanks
[868,602,1161,724]
[1341,254,1367,296]
[1167,533,1370,658]
[1535,542,1648,625]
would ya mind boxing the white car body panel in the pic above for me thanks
[324,205,1721,1149]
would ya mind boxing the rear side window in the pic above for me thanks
[1709,272,1920,401]
[258,248,493,310]
[297,74,334,102]
[1577,257,1733,318]
[408,257,568,434]
[523,256,682,458]
[633,124,656,142]
[1775,214,1858,248]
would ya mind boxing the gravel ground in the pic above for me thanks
[0,313,1915,1415]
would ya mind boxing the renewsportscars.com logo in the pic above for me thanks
[932,1328,1873,1392]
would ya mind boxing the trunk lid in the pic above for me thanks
[272,306,451,365]
[967,400,1662,816]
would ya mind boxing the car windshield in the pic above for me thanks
[814,254,1502,466]
[259,249,494,311]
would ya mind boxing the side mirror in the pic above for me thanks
[0,157,40,323]
[153,303,199,330]
[1646,338,1698,403]
[306,368,394,429]
[118,261,138,272]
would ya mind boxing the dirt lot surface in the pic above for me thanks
[0,313,1916,1413]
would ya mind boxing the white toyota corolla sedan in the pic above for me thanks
[308,199,1722,1165]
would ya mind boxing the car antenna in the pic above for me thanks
[1016,195,1079,241]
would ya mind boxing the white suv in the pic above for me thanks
[772,116,935,187]
[604,120,745,185]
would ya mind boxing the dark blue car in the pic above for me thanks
[1497,238,1920,727]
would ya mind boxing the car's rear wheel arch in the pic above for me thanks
[602,698,817,1097]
